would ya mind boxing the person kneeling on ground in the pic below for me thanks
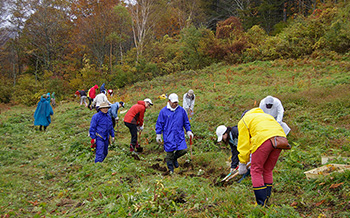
[89,102,115,163]
[155,93,194,174]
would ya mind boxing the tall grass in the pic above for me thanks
[1,58,350,217]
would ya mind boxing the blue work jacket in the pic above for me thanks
[155,105,191,152]
[108,102,120,118]
[89,111,115,140]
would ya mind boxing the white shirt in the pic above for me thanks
[183,93,195,111]
[92,93,111,107]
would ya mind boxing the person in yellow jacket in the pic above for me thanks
[237,108,286,206]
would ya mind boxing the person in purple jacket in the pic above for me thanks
[89,102,115,163]
[155,93,194,173]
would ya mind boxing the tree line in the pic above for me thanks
[0,0,349,105]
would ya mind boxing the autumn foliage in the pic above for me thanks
[0,1,349,105]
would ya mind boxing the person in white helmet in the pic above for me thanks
[216,125,240,172]
[259,95,291,135]
[156,93,194,174]
[124,98,153,153]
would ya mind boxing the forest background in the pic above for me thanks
[0,0,349,105]
[1,0,350,217]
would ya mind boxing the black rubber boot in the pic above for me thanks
[166,161,174,173]
[265,183,272,204]
[173,159,179,168]
[253,186,267,206]
[135,143,143,153]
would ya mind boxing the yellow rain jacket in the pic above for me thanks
[237,108,286,164]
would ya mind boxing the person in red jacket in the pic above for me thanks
[87,85,99,110]
[124,98,153,153]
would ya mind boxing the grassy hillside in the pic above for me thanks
[1,58,350,217]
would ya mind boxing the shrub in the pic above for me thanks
[314,4,350,53]
[12,74,43,106]
[0,76,12,103]
[208,17,248,64]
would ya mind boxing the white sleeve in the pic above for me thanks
[183,94,188,108]
[259,99,266,111]
[275,99,284,123]
[190,95,195,110]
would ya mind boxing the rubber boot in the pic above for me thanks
[173,159,179,168]
[166,161,174,173]
[253,186,267,206]
[129,144,135,152]
[265,183,272,204]
[135,142,143,153]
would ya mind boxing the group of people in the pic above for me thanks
[88,89,196,170]
[35,85,289,207]
[216,95,290,206]
[75,83,114,110]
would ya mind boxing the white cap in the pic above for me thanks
[216,125,227,142]
[188,89,194,96]
[144,98,153,105]
[168,93,179,103]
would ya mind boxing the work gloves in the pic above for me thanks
[156,134,162,143]
[187,131,194,138]
[137,125,144,132]
[230,166,239,173]
[238,162,248,175]
[90,139,96,148]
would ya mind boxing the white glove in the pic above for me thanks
[137,125,144,132]
[187,131,194,138]
[156,134,162,143]
[115,117,119,121]
[238,162,248,175]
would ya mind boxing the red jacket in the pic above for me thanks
[88,85,99,99]
[124,101,146,126]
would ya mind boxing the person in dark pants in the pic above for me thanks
[155,93,194,174]
[216,125,251,182]
[108,101,125,128]
[34,94,54,131]
[216,125,240,171]
[87,85,99,110]
[89,102,115,163]
[124,98,153,153]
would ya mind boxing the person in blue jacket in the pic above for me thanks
[100,83,106,93]
[89,102,115,163]
[34,94,54,131]
[46,93,51,103]
[155,93,194,173]
[108,101,125,128]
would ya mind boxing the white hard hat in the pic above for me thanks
[216,125,227,142]
[168,93,179,103]
[144,98,153,105]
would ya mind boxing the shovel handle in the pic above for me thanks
[190,135,193,159]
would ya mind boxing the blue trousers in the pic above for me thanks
[95,138,109,163]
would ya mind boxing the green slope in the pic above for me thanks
[1,59,350,217]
